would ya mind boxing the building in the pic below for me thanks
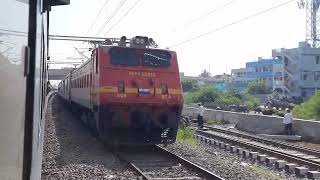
[180,73,231,91]
[230,57,284,92]
[272,42,320,98]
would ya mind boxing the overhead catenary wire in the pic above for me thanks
[176,0,237,31]
[104,0,142,36]
[95,0,127,35]
[169,0,295,48]
[85,0,110,35]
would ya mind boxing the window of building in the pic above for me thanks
[303,74,307,80]
[284,56,289,66]
[316,73,320,81]
[316,56,320,64]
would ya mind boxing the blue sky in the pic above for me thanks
[49,0,306,76]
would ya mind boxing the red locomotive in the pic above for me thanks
[58,36,183,145]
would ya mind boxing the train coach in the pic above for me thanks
[58,36,184,145]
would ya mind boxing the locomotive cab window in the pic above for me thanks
[143,50,171,68]
[110,47,140,66]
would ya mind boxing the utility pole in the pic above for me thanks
[299,0,320,47]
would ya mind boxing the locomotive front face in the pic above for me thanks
[95,47,184,145]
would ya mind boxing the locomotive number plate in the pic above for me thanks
[138,88,151,94]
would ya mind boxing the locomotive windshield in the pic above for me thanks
[109,47,171,68]
[142,50,171,68]
[109,48,140,66]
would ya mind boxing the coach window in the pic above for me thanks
[81,77,83,88]
[86,74,89,88]
[83,76,85,88]
[90,73,93,87]
[86,75,89,87]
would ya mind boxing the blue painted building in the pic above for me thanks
[231,57,284,91]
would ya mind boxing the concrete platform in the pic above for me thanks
[258,134,301,141]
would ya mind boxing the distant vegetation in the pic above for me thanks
[181,79,197,92]
[184,85,260,110]
[248,80,272,94]
[293,91,320,121]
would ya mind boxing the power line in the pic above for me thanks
[104,0,142,36]
[96,0,127,35]
[177,0,237,31]
[169,0,295,48]
[85,0,110,35]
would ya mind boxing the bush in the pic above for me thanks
[176,127,197,146]
[207,119,224,125]
[293,91,320,120]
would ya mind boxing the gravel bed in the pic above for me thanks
[163,141,301,180]
[41,95,137,180]
[144,165,202,179]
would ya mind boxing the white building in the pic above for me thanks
[272,42,320,98]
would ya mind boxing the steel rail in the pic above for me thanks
[155,145,224,180]
[197,130,320,171]
[204,125,320,157]
[115,145,224,180]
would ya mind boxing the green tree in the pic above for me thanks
[293,91,320,120]
[248,80,272,94]
[181,79,197,92]
[184,86,242,108]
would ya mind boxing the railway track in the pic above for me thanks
[115,145,224,180]
[204,125,320,157]
[196,127,320,171]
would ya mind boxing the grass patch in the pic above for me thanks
[176,127,198,147]
[207,119,224,125]
[250,165,283,180]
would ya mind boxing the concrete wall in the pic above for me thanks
[183,106,320,141]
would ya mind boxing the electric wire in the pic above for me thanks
[177,0,237,30]
[85,0,110,35]
[104,0,142,35]
[96,0,127,35]
[169,0,295,48]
